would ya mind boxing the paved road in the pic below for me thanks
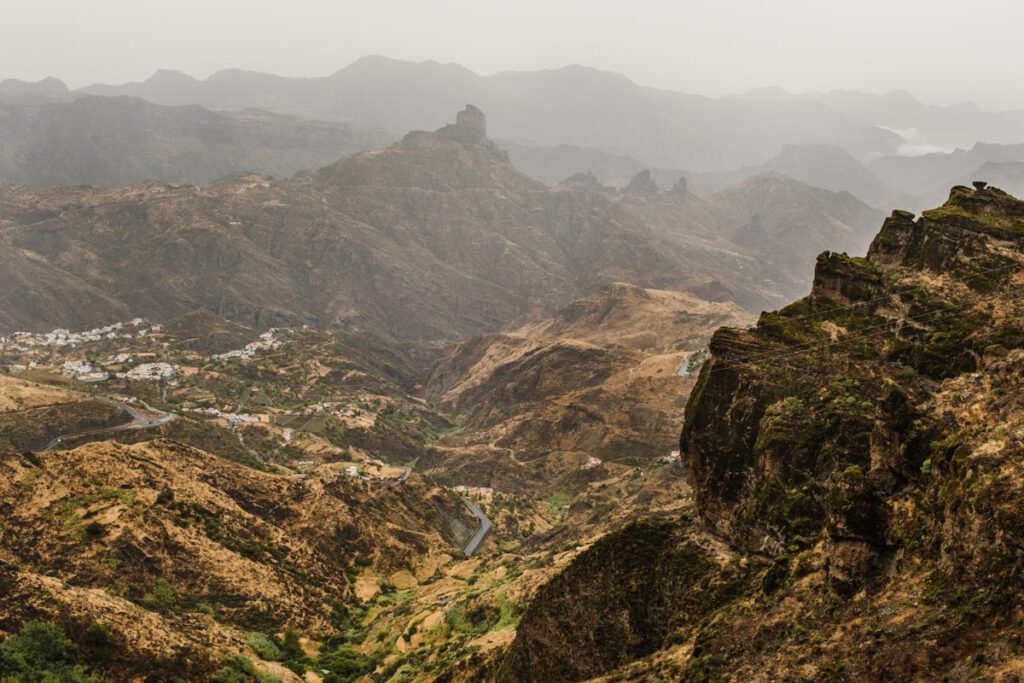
[43,398,176,451]
[461,498,492,557]
[0,210,65,236]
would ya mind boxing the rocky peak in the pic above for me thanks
[668,176,692,198]
[437,104,488,145]
[558,171,613,193]
[0,76,71,103]
[623,169,660,195]
[868,183,1024,275]
[315,105,523,190]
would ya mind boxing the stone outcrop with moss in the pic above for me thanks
[496,185,1024,681]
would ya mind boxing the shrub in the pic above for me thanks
[80,624,114,666]
[215,655,280,683]
[84,521,105,538]
[279,630,308,675]
[245,632,281,661]
[142,578,176,612]
[0,620,91,682]
[318,645,373,683]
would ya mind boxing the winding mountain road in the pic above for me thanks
[461,498,492,557]
[43,397,176,451]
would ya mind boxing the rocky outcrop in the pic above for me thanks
[623,169,660,195]
[438,104,487,145]
[557,171,613,193]
[668,176,692,198]
[499,185,1024,681]
[494,519,753,682]
[682,185,1024,563]
[434,104,510,162]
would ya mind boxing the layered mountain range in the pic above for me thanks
[5,60,1023,219]
[1,55,1023,680]
[0,107,880,343]
[77,57,899,172]
[0,95,396,187]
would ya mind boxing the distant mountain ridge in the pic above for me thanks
[871,141,1024,207]
[77,56,901,172]
[0,76,72,104]
[0,95,397,187]
[686,144,902,210]
[735,86,1024,151]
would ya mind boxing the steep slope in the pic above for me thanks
[78,57,900,171]
[420,284,752,494]
[493,184,1024,681]
[0,96,396,187]
[0,438,469,680]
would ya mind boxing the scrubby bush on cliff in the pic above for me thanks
[245,632,281,661]
[214,655,280,683]
[317,645,373,683]
[0,620,93,682]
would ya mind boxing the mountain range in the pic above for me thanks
[0,95,396,187]
[3,52,1024,683]
[738,85,1024,151]
[2,58,1020,219]
[0,107,881,343]
[75,57,900,172]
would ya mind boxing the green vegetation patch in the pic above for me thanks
[0,620,95,682]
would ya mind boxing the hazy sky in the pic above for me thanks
[5,0,1024,110]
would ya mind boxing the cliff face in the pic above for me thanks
[496,185,1024,681]
[495,518,750,682]
[682,184,1024,564]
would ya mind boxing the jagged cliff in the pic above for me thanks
[494,184,1024,681]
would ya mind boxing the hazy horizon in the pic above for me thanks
[6,0,1024,111]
